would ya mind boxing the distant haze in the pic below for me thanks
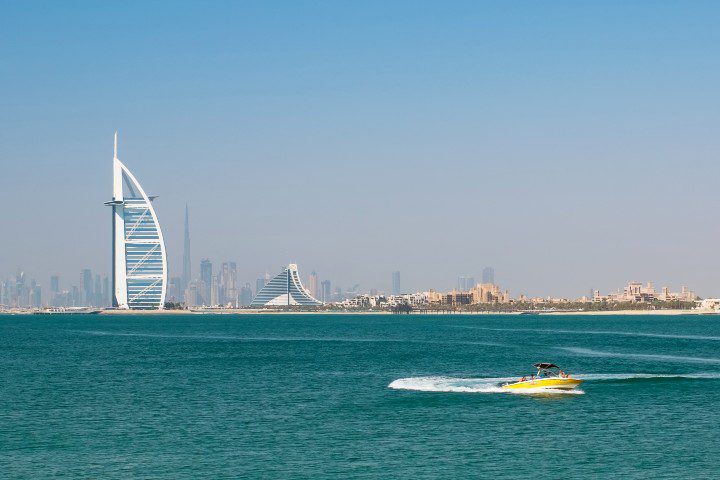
[2,2,720,297]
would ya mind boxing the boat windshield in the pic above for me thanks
[534,365,563,377]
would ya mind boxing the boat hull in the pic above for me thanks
[502,378,582,390]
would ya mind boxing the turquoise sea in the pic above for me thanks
[2,314,720,479]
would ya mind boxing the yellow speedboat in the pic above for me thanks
[502,363,582,391]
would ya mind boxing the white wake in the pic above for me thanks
[388,376,584,395]
[388,372,720,395]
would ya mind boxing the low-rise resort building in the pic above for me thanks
[250,264,323,307]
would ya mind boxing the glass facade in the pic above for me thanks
[108,138,167,310]
[250,264,322,307]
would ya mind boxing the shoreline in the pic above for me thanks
[87,308,720,316]
[2,308,719,316]
[532,309,719,316]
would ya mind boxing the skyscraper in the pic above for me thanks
[105,133,167,310]
[49,275,60,307]
[228,262,238,306]
[392,271,401,295]
[12,271,25,307]
[240,283,253,306]
[30,279,42,308]
[200,258,212,305]
[71,285,80,307]
[81,269,93,306]
[308,270,318,299]
[219,262,238,306]
[184,280,201,307]
[482,267,495,285]
[210,275,219,306]
[321,280,331,303]
[458,276,476,292]
[182,204,191,294]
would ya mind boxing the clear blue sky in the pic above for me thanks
[1,1,719,297]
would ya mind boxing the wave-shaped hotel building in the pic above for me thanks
[250,264,323,307]
[105,134,167,310]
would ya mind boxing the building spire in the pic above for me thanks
[114,131,118,159]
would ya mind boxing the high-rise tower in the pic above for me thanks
[81,269,93,306]
[392,271,401,295]
[200,258,212,305]
[482,267,495,285]
[458,276,476,292]
[320,280,331,303]
[105,133,167,310]
[308,270,318,299]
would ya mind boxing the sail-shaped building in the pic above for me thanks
[250,264,323,307]
[105,134,168,310]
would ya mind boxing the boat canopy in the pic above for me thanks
[533,363,560,369]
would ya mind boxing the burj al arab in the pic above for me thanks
[104,134,167,310]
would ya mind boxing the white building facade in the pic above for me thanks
[105,134,167,310]
[250,264,322,307]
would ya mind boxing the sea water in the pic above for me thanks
[1,314,719,478]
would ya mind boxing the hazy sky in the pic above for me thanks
[2,1,720,297]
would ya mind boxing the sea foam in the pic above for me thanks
[388,371,720,395]
[388,376,584,395]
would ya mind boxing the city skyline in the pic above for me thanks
[1,257,704,309]
[0,137,709,309]
[3,2,720,297]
